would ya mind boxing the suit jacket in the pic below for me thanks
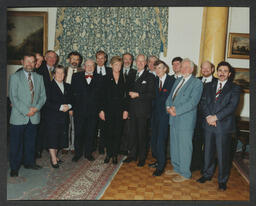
[94,65,112,77]
[166,75,203,131]
[71,72,102,119]
[9,70,46,125]
[36,61,53,97]
[44,80,72,125]
[200,79,241,133]
[152,74,175,120]
[65,66,83,84]
[122,67,137,91]
[100,72,127,119]
[129,69,156,118]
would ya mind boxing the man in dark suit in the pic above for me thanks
[119,52,136,155]
[123,54,156,167]
[94,50,111,155]
[149,60,175,176]
[190,60,217,172]
[71,59,102,162]
[35,50,58,158]
[62,51,83,155]
[8,54,46,177]
[197,61,241,191]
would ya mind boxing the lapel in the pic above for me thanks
[210,79,218,102]
[20,69,31,93]
[176,75,194,96]
[170,77,181,96]
[216,80,232,101]
[136,69,147,83]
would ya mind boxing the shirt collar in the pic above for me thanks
[202,75,213,83]
[159,73,167,82]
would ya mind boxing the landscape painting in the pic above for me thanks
[7,11,48,65]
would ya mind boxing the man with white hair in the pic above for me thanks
[165,58,203,182]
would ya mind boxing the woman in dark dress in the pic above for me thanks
[44,65,72,168]
[99,56,128,164]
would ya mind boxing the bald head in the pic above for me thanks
[136,54,147,71]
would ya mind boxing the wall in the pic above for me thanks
[225,7,249,117]
[6,7,249,117]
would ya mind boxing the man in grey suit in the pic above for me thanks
[8,54,46,177]
[165,58,203,182]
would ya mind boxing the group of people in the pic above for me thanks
[8,49,241,192]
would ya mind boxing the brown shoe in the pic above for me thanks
[62,149,69,154]
[172,175,190,183]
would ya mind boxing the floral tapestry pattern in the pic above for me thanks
[55,7,168,66]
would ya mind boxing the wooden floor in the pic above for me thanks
[101,154,249,200]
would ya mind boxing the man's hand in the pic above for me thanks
[206,115,218,127]
[99,111,105,121]
[167,106,176,116]
[129,92,139,99]
[26,107,36,116]
[123,111,128,119]
[62,104,70,112]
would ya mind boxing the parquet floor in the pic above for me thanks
[101,154,249,200]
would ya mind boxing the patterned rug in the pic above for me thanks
[232,151,249,184]
[7,150,124,200]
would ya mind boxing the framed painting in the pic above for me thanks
[234,68,249,93]
[227,33,249,59]
[7,11,48,65]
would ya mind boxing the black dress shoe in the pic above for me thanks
[86,155,95,161]
[72,155,81,162]
[137,160,145,167]
[123,157,135,163]
[112,156,118,164]
[153,169,164,176]
[24,164,42,170]
[57,159,64,164]
[148,161,158,168]
[10,170,18,177]
[219,183,227,191]
[104,156,111,163]
[50,159,59,169]
[196,176,212,183]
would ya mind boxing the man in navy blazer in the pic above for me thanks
[149,60,175,176]
[165,58,203,182]
[8,54,46,177]
[197,61,241,191]
[191,60,217,172]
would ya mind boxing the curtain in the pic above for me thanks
[54,7,168,66]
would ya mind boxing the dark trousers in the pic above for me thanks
[96,119,106,151]
[119,119,132,152]
[74,116,97,157]
[151,116,169,171]
[129,116,149,162]
[105,114,123,157]
[203,129,232,184]
[9,120,37,170]
[36,110,46,153]
[190,120,204,172]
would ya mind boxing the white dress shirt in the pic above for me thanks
[159,73,167,88]
[85,72,93,84]
[97,65,106,76]
[216,79,227,92]
[202,75,213,84]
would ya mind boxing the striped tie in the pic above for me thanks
[28,72,34,103]
[215,82,222,101]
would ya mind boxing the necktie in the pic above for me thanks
[172,78,185,101]
[28,72,34,104]
[135,72,140,81]
[159,80,163,91]
[215,82,222,101]
[49,68,53,81]
[99,67,103,76]
[203,79,207,85]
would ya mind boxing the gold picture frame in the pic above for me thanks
[7,11,48,65]
[234,68,249,93]
[227,33,249,59]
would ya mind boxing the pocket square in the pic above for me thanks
[142,81,147,84]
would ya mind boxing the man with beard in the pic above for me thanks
[62,51,83,154]
[8,54,46,177]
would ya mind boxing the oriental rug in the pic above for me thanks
[7,151,124,200]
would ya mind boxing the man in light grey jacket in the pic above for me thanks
[8,53,46,177]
